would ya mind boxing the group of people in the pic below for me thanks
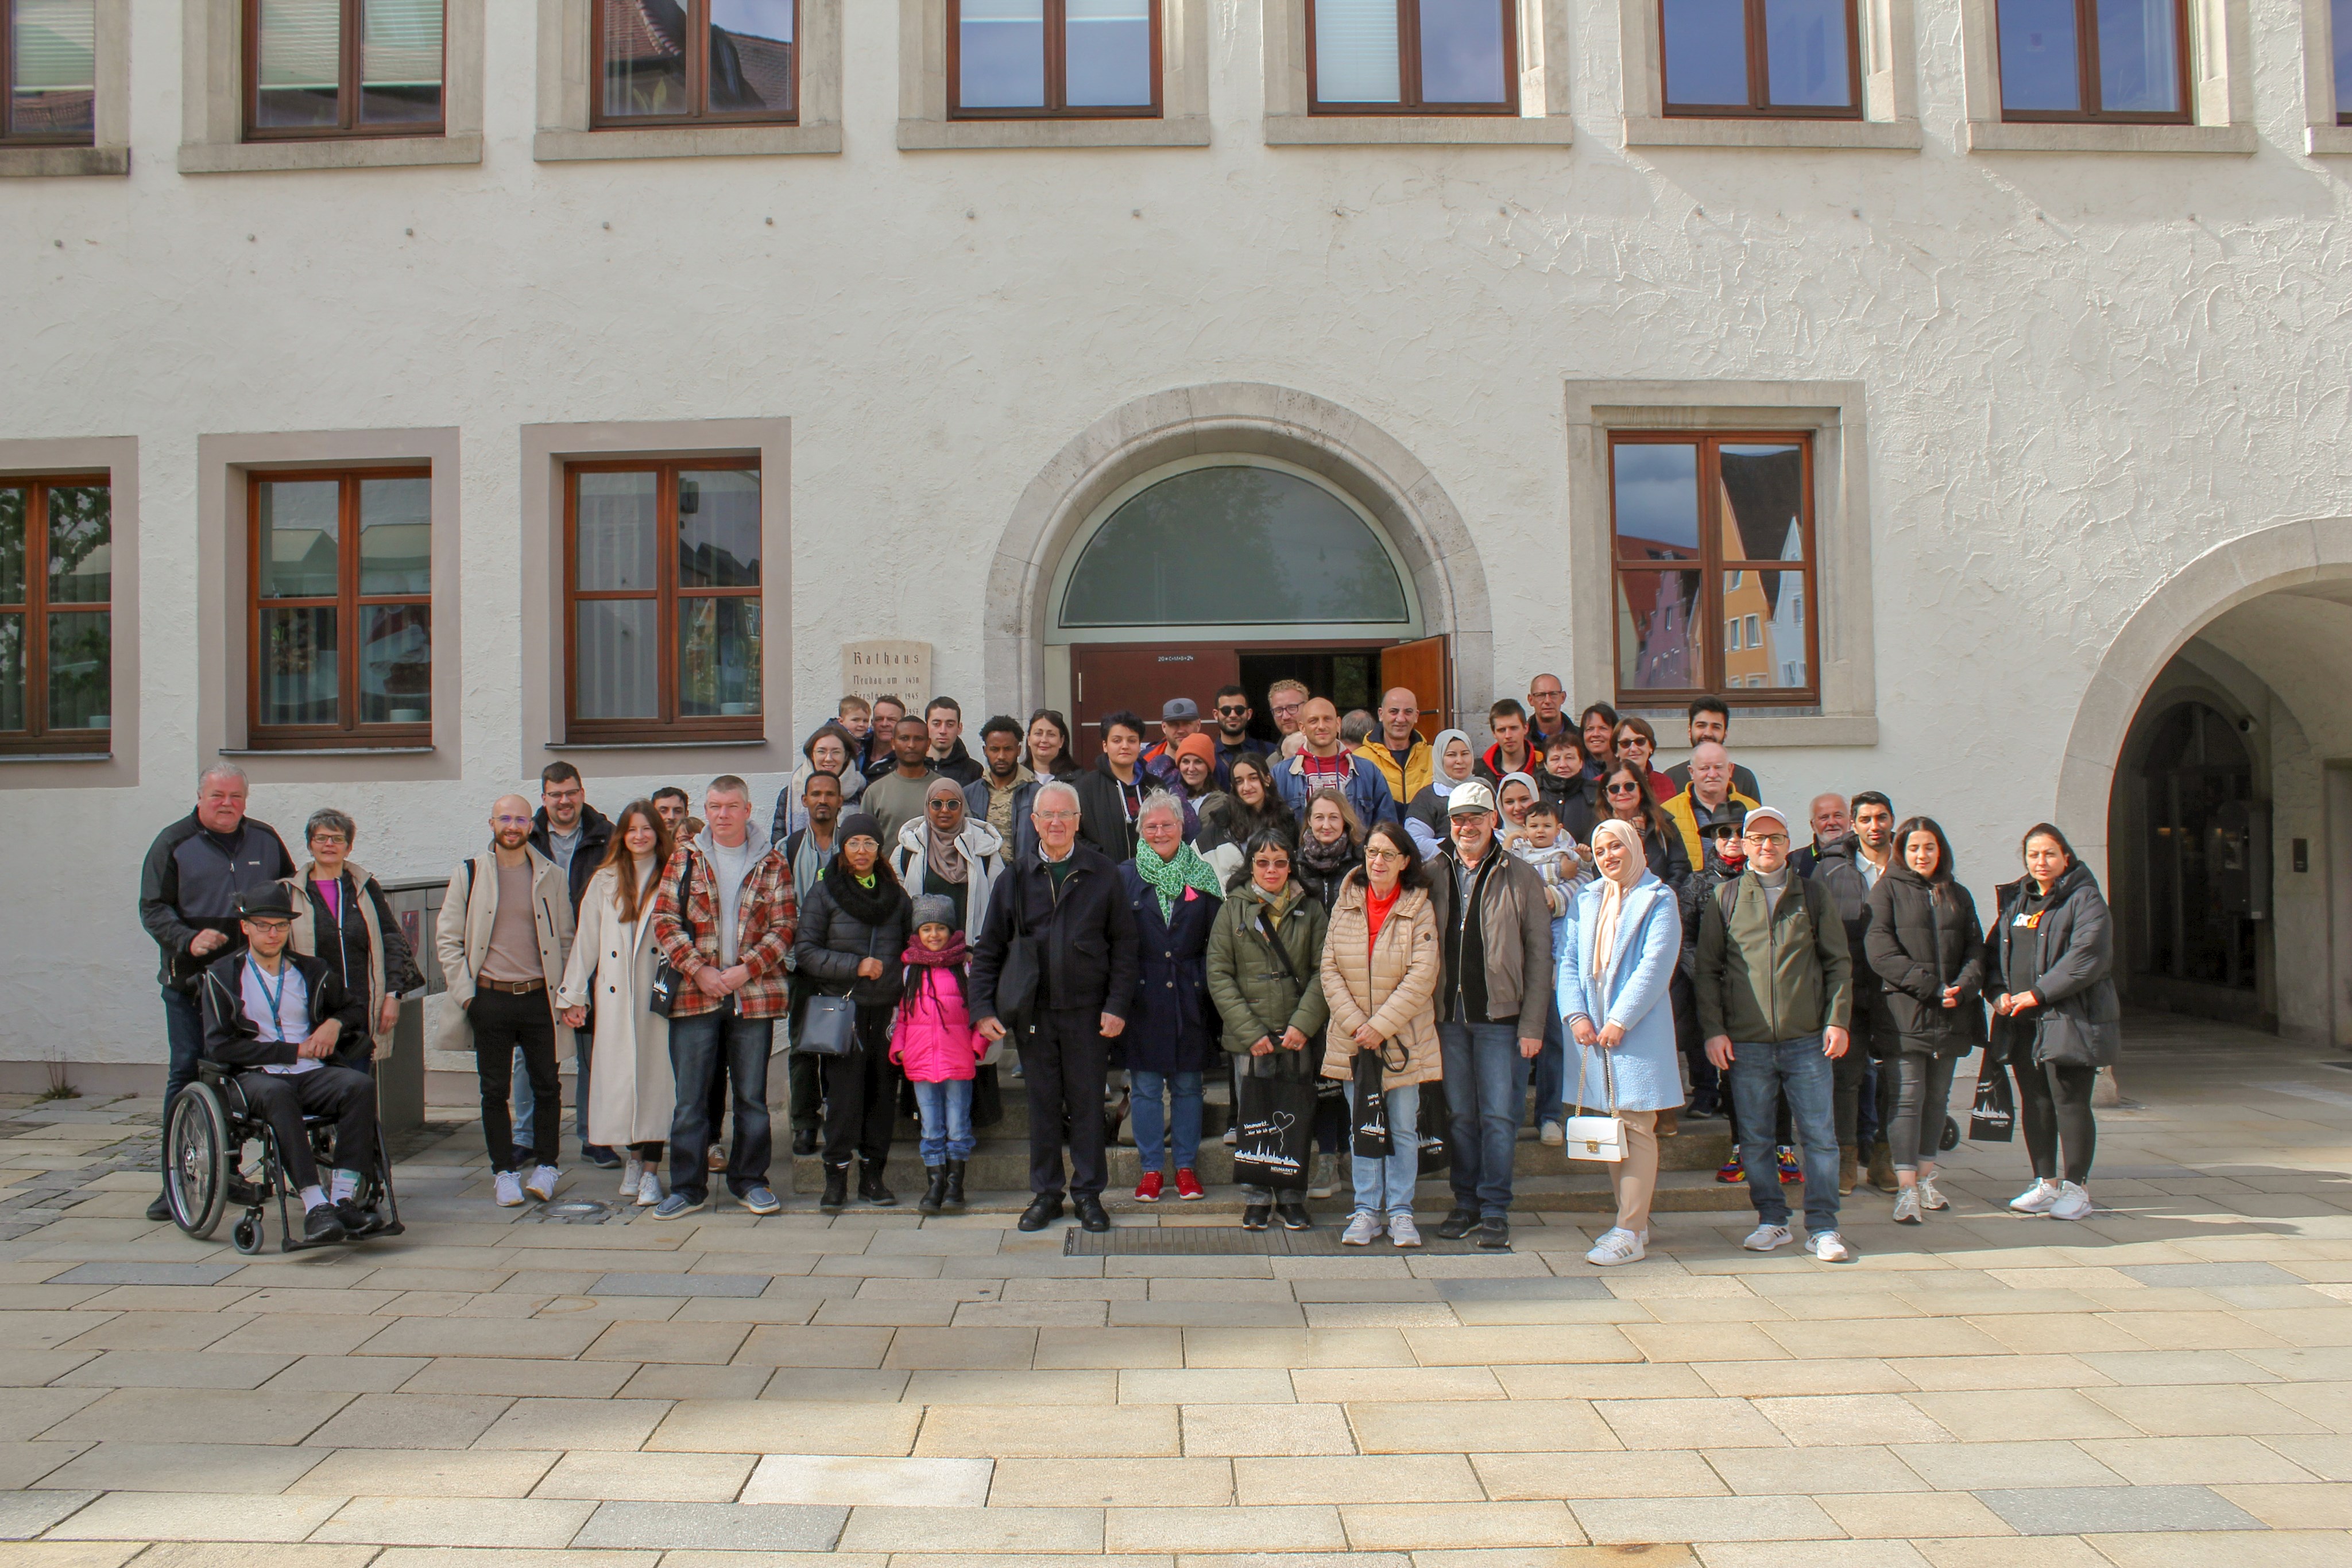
[136,676,2119,1263]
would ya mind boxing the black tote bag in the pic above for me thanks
[1351,1049,1392,1157]
[1231,1076,1318,1189]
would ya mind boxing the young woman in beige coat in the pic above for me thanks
[1320,819,1443,1250]
[558,802,679,1207]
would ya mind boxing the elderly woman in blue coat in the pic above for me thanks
[1558,817,1686,1265]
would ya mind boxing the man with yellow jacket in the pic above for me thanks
[1357,687,1433,807]
[1659,741,1759,868]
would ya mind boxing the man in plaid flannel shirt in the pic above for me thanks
[649,775,798,1218]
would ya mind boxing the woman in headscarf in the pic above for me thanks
[791,812,912,1213]
[1495,771,1541,851]
[888,778,1007,942]
[1117,795,1226,1202]
[1557,817,1685,1266]
[1403,729,1477,859]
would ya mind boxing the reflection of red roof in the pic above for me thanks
[1615,532,1697,565]
[730,35,794,111]
[605,0,685,62]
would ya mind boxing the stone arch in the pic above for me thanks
[982,384,1495,726]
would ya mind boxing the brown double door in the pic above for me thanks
[1068,636,1450,766]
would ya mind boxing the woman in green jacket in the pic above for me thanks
[1206,829,1332,1232]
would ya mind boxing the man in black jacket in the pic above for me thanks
[924,697,986,787]
[196,886,376,1245]
[971,779,1141,1234]
[138,764,297,1221]
[1807,793,1901,1193]
[1074,711,1150,862]
[529,760,617,1166]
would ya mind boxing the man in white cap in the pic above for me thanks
[1693,804,1856,1263]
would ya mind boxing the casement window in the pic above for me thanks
[245,0,444,140]
[1659,0,1862,118]
[1609,433,1819,705]
[595,0,797,127]
[1306,0,1517,114]
[249,469,432,748]
[951,0,1159,119]
[0,475,110,754]
[1994,0,2190,121]
[3,0,94,144]
[565,460,763,742]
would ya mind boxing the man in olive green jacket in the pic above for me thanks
[1694,806,1855,1263]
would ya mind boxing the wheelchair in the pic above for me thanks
[164,1059,405,1255]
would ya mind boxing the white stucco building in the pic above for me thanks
[5,0,2352,1091]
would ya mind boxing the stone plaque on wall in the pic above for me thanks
[841,640,933,708]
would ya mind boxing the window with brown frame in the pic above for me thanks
[248,469,432,750]
[950,1,1159,119]
[1994,0,2191,122]
[0,474,111,756]
[595,0,798,127]
[565,460,763,743]
[1659,0,1862,118]
[1306,0,1517,114]
[1609,433,1819,706]
[244,0,444,141]
[2340,0,2352,125]
[3,1,97,145]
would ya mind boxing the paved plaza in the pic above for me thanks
[1,1016,2348,1568]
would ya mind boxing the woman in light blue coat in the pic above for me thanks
[1558,818,1685,1265]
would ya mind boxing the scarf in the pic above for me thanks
[826,844,907,928]
[922,779,970,885]
[902,931,969,968]
[1134,838,1221,920]
[1430,729,1473,797]
[1295,828,1356,880]
[1589,818,1646,993]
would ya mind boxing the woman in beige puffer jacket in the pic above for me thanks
[1318,820,1442,1247]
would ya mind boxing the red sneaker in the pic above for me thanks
[1715,1157,1745,1184]
[1175,1168,1205,1201]
[1134,1171,1163,1202]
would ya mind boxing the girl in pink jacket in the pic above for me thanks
[893,894,986,1214]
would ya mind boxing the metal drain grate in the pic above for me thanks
[1066,1225,1491,1256]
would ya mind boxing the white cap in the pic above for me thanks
[1447,779,1498,817]
[1743,806,1792,835]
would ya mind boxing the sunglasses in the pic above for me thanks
[1216,705,1248,717]
[1606,782,1641,795]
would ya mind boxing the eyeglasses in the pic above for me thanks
[492,815,531,827]
[1744,833,1789,847]
[1606,783,1641,795]
[1035,810,1078,823]
[245,920,291,935]
[310,834,349,847]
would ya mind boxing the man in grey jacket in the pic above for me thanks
[1423,780,1554,1250]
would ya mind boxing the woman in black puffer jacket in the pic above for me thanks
[792,812,912,1213]
[1864,817,1984,1226]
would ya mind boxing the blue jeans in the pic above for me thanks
[667,1000,773,1201]
[1728,1035,1842,1233]
[911,1079,976,1165]
[1530,1027,1564,1129]
[1440,1021,1530,1218]
[509,1047,537,1156]
[1130,1068,1203,1175]
[1351,1080,1422,1216]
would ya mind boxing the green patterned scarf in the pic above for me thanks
[1135,838,1223,920]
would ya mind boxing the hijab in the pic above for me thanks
[1588,818,1648,993]
[1432,729,1474,796]
[922,777,970,886]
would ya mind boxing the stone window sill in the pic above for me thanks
[0,751,112,763]
[2307,125,2352,155]
[550,739,767,750]
[1615,713,1879,749]
[178,134,482,175]
[1623,116,1920,151]
[1265,113,1571,147]
[1965,120,2256,155]
[218,746,436,758]
[535,125,841,162]
[898,117,1209,151]
[0,145,128,178]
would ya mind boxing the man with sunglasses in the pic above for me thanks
[1694,806,1856,1263]
[1209,685,1273,786]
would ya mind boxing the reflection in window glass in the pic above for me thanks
[576,473,660,593]
[359,0,443,125]
[679,598,761,717]
[1313,0,1401,103]
[1998,0,2083,112]
[2338,0,2352,122]
[258,481,342,599]
[254,0,344,129]
[1726,574,1807,689]
[1062,467,1410,627]
[46,486,108,603]
[0,489,23,603]
[2095,0,2179,114]
[577,599,659,719]
[0,614,21,730]
[1418,0,1507,104]
[9,0,97,141]
[1612,444,1701,559]
[1661,0,1750,107]
[261,605,339,726]
[358,603,431,723]
[1716,446,1806,563]
[48,609,107,729]
[603,0,690,118]
[1618,569,1703,691]
[1764,0,1852,107]
[710,0,797,114]
[961,0,1047,109]
[0,481,113,745]
[358,477,431,595]
[1066,0,1151,106]
[678,470,761,589]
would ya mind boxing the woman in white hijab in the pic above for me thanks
[1557,817,1684,1265]
[1402,729,1477,860]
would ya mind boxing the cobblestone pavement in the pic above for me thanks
[2,1015,2347,1568]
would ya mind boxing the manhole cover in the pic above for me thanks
[532,1199,614,1223]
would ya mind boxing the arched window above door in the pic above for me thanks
[1057,463,1411,630]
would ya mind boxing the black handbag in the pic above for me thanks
[1232,1075,1318,1189]
[646,850,696,1019]
[993,877,1043,1028]
[1352,1048,1392,1157]
[798,994,857,1056]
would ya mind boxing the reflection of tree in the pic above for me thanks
[45,487,110,601]
[0,616,22,730]
[48,612,109,726]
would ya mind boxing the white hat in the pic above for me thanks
[1743,806,1792,835]
[1447,779,1498,817]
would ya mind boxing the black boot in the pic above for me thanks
[859,1161,897,1207]
[791,1127,818,1157]
[943,1160,967,1210]
[819,1164,849,1214]
[917,1166,947,1215]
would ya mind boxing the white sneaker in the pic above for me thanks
[1307,1153,1339,1201]
[1809,1230,1853,1263]
[1918,1172,1948,1210]
[2047,1181,2094,1221]
[2010,1178,2061,1214]
[493,1171,524,1207]
[620,1156,643,1198]
[1742,1223,1792,1252]
[1892,1187,1922,1225]
[635,1169,664,1207]
[1386,1212,1421,1249]
[1341,1211,1382,1247]
[524,1165,560,1202]
[1540,1120,1565,1147]
[1587,1227,1646,1265]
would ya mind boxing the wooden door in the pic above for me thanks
[1379,636,1453,742]
[1069,644,1243,766]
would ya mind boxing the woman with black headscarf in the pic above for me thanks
[792,812,912,1213]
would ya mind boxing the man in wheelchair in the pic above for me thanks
[198,886,382,1245]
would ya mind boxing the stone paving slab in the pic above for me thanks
[1976,1484,2268,1534]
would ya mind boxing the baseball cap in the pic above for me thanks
[1161,697,1199,723]
[1743,806,1792,836]
[1446,779,1498,817]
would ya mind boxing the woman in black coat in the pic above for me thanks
[1992,823,2119,1223]
[1864,817,1985,1225]
[1291,787,1367,912]
[1117,795,1225,1201]
[791,812,912,1212]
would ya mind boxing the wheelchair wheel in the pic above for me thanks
[232,1213,263,1254]
[164,1082,232,1240]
